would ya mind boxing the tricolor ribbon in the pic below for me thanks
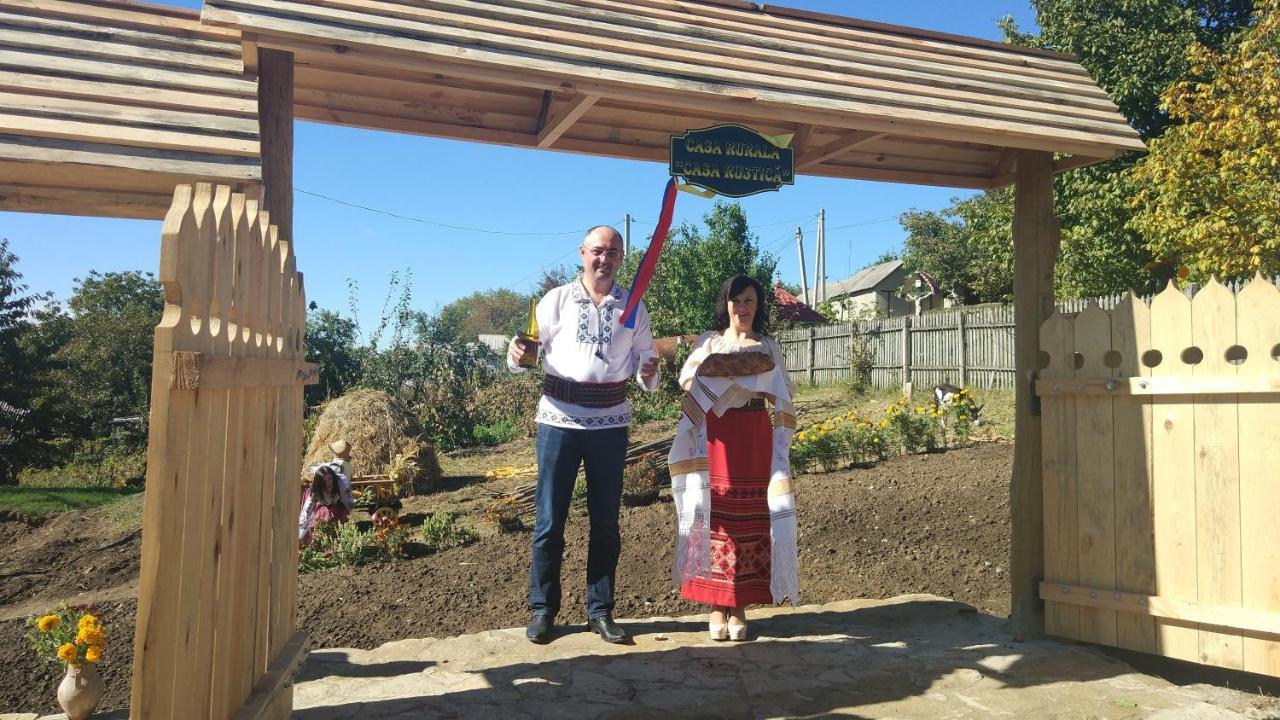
[620,177,678,328]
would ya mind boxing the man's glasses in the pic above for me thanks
[583,247,621,260]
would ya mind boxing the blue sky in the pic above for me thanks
[2,1,1039,336]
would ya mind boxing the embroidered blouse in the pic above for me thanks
[507,278,660,430]
[678,331,797,399]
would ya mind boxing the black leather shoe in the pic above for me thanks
[526,614,554,644]
[587,614,629,644]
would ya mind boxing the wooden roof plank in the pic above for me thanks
[0,134,261,180]
[0,90,260,136]
[303,0,1120,115]
[0,112,259,157]
[224,10,1144,157]
[0,25,243,75]
[0,70,258,116]
[213,0,1134,140]
[0,8,241,56]
[0,182,178,219]
[0,0,237,41]
[0,47,257,97]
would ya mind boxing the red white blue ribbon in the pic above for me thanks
[620,177,678,328]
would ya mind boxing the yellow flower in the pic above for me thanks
[78,614,98,631]
[872,437,880,443]
[77,628,105,646]
[879,420,889,428]
[57,643,78,663]
[85,645,103,664]
[37,615,60,633]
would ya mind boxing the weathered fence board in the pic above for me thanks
[132,183,315,720]
[1037,277,1280,677]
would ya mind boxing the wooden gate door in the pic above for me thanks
[1038,279,1280,675]
[132,184,317,719]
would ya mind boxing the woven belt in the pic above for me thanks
[543,374,628,408]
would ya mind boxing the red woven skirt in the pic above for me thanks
[680,406,774,608]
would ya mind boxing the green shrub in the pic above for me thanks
[419,511,478,553]
[299,521,409,574]
[885,397,940,454]
[472,419,521,447]
[472,372,541,439]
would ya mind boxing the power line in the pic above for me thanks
[296,188,590,237]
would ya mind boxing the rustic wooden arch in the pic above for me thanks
[0,0,1151,717]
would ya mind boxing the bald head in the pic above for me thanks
[579,224,624,292]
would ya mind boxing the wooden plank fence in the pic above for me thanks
[778,278,1280,391]
[131,184,316,720]
[1038,278,1280,676]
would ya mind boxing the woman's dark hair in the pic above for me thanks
[310,464,337,499]
[712,274,769,336]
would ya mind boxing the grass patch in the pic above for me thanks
[0,486,142,517]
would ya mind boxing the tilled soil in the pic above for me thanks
[0,442,1012,715]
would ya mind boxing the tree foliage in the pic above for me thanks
[305,305,363,406]
[903,0,1260,303]
[1130,0,1279,281]
[434,287,529,344]
[618,201,779,337]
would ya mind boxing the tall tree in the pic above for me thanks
[618,201,779,337]
[305,305,363,406]
[1130,0,1279,281]
[434,288,530,344]
[0,240,50,481]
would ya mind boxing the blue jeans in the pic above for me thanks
[529,423,628,620]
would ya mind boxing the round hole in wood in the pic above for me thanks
[1072,352,1085,370]
[1224,345,1247,366]
[1181,346,1204,365]
[1036,350,1051,370]
[1272,343,1280,362]
[1103,350,1123,369]
[1141,350,1163,368]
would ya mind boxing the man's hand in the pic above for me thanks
[508,331,530,367]
[640,356,659,381]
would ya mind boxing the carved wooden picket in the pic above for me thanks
[131,184,316,720]
[1039,278,1280,676]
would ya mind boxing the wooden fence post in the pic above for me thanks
[901,316,912,391]
[807,327,816,385]
[958,311,968,387]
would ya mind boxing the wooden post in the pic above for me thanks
[807,327,816,385]
[258,48,293,244]
[958,311,968,387]
[1010,150,1060,637]
[901,316,912,391]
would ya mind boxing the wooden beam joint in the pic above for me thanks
[796,131,885,170]
[171,352,319,390]
[537,93,599,149]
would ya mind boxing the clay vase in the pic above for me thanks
[56,662,105,720]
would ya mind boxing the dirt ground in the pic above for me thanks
[0,439,1012,715]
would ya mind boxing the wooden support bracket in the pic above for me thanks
[170,351,319,390]
[537,93,599,148]
[796,130,884,170]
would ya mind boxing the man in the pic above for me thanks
[508,225,660,644]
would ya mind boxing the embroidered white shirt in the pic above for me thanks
[507,278,660,429]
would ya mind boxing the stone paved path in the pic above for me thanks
[286,595,1280,720]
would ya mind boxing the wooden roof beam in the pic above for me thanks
[990,152,1117,187]
[537,92,598,148]
[796,130,884,171]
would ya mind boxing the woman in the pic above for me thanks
[676,274,797,640]
[298,463,354,544]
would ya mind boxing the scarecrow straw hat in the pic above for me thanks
[329,439,350,456]
[304,389,441,494]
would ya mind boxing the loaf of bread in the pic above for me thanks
[697,351,775,377]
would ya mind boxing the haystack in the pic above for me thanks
[304,389,442,494]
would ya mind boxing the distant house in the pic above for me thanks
[804,260,943,320]
[772,285,826,325]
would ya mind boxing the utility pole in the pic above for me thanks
[818,208,827,303]
[813,215,823,305]
[796,227,810,303]
[623,213,631,256]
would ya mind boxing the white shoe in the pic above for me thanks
[727,622,749,641]
[709,622,728,641]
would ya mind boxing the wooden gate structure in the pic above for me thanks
[1039,279,1280,675]
[130,182,316,719]
[14,0,1247,715]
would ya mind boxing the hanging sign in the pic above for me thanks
[669,123,795,198]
